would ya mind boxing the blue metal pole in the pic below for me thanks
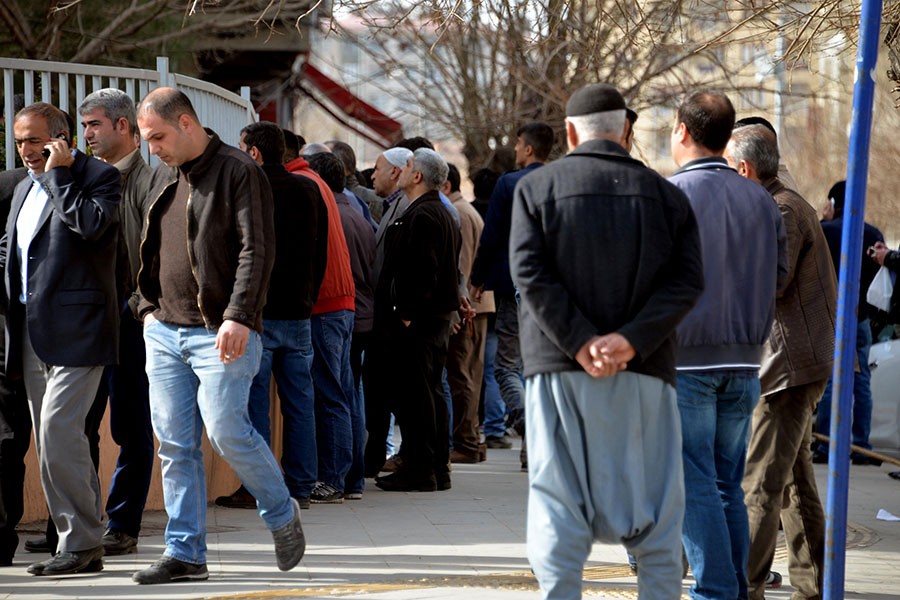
[824,1,882,598]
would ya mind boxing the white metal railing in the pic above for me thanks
[1,56,257,169]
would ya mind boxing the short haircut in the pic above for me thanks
[471,167,500,200]
[395,136,434,151]
[359,167,375,188]
[307,152,346,193]
[446,163,461,193]
[516,122,555,161]
[15,102,69,138]
[240,121,285,165]
[327,140,356,175]
[412,148,448,191]
[676,91,735,152]
[137,88,199,127]
[283,128,300,161]
[301,142,331,156]
[728,124,779,181]
[79,88,137,136]
[566,110,626,142]
[734,115,777,140]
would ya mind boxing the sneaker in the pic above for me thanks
[344,492,363,500]
[310,482,344,504]
[28,547,104,576]
[485,435,513,449]
[765,570,783,588]
[24,536,53,554]
[214,485,256,509]
[132,555,208,584]
[381,454,404,472]
[272,498,305,571]
[102,528,138,555]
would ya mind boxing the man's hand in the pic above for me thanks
[871,241,892,266]
[575,333,636,378]
[469,284,484,304]
[43,138,74,171]
[401,319,411,328]
[143,313,157,328]
[216,319,250,363]
[458,295,476,321]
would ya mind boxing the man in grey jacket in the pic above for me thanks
[669,92,787,600]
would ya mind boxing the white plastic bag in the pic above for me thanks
[867,266,895,313]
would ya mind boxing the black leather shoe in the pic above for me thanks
[374,471,437,492]
[24,536,54,554]
[214,485,256,509]
[28,546,104,576]
[102,528,138,555]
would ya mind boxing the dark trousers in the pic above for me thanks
[393,318,451,478]
[0,314,29,562]
[363,328,395,477]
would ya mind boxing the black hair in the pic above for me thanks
[446,163,461,192]
[471,167,500,200]
[515,122,555,161]
[734,116,777,140]
[240,121,285,165]
[307,152,346,194]
[676,91,735,152]
[828,180,846,216]
[394,136,434,151]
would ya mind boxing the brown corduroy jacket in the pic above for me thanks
[760,178,838,395]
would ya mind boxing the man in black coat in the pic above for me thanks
[373,148,461,492]
[2,102,120,575]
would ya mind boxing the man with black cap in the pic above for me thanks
[510,83,704,599]
[813,180,883,465]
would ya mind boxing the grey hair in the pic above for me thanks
[79,88,137,136]
[566,109,626,142]
[728,124,779,181]
[300,142,332,156]
[412,148,448,190]
[15,102,69,138]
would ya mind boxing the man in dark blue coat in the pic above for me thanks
[2,102,121,576]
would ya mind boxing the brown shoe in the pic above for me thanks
[214,485,256,509]
[478,443,487,462]
[449,449,479,464]
[381,454,404,473]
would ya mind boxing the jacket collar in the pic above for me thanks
[114,148,145,176]
[408,189,441,206]
[763,177,784,196]
[673,156,732,176]
[567,139,644,166]
[184,128,224,178]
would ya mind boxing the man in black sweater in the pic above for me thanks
[373,148,461,492]
[227,122,328,510]
[510,84,704,597]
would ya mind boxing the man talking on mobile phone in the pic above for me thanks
[2,102,121,576]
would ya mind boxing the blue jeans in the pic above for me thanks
[248,319,316,498]
[311,310,355,490]
[144,320,294,565]
[481,325,506,438]
[494,294,524,435]
[816,318,874,453]
[677,372,759,600]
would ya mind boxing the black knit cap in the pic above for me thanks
[566,83,627,117]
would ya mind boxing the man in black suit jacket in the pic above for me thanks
[1,102,120,575]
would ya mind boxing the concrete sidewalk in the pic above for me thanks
[1,442,899,599]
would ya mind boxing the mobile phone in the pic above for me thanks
[42,133,69,158]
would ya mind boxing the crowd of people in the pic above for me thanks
[0,80,897,600]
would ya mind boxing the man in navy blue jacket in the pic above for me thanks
[470,122,554,458]
[669,92,787,600]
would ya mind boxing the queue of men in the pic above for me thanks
[0,80,888,600]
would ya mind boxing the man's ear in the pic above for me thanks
[673,121,688,145]
[566,120,579,151]
[115,117,129,134]
[178,113,192,131]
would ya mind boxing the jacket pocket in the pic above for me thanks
[58,289,105,306]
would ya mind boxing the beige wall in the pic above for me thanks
[22,390,285,524]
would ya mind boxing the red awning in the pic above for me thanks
[295,61,403,148]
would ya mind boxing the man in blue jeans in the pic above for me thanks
[814,180,884,465]
[133,88,305,584]
[669,95,787,600]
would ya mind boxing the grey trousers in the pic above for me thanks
[526,371,685,600]
[22,322,104,552]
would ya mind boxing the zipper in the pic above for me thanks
[184,177,211,330]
